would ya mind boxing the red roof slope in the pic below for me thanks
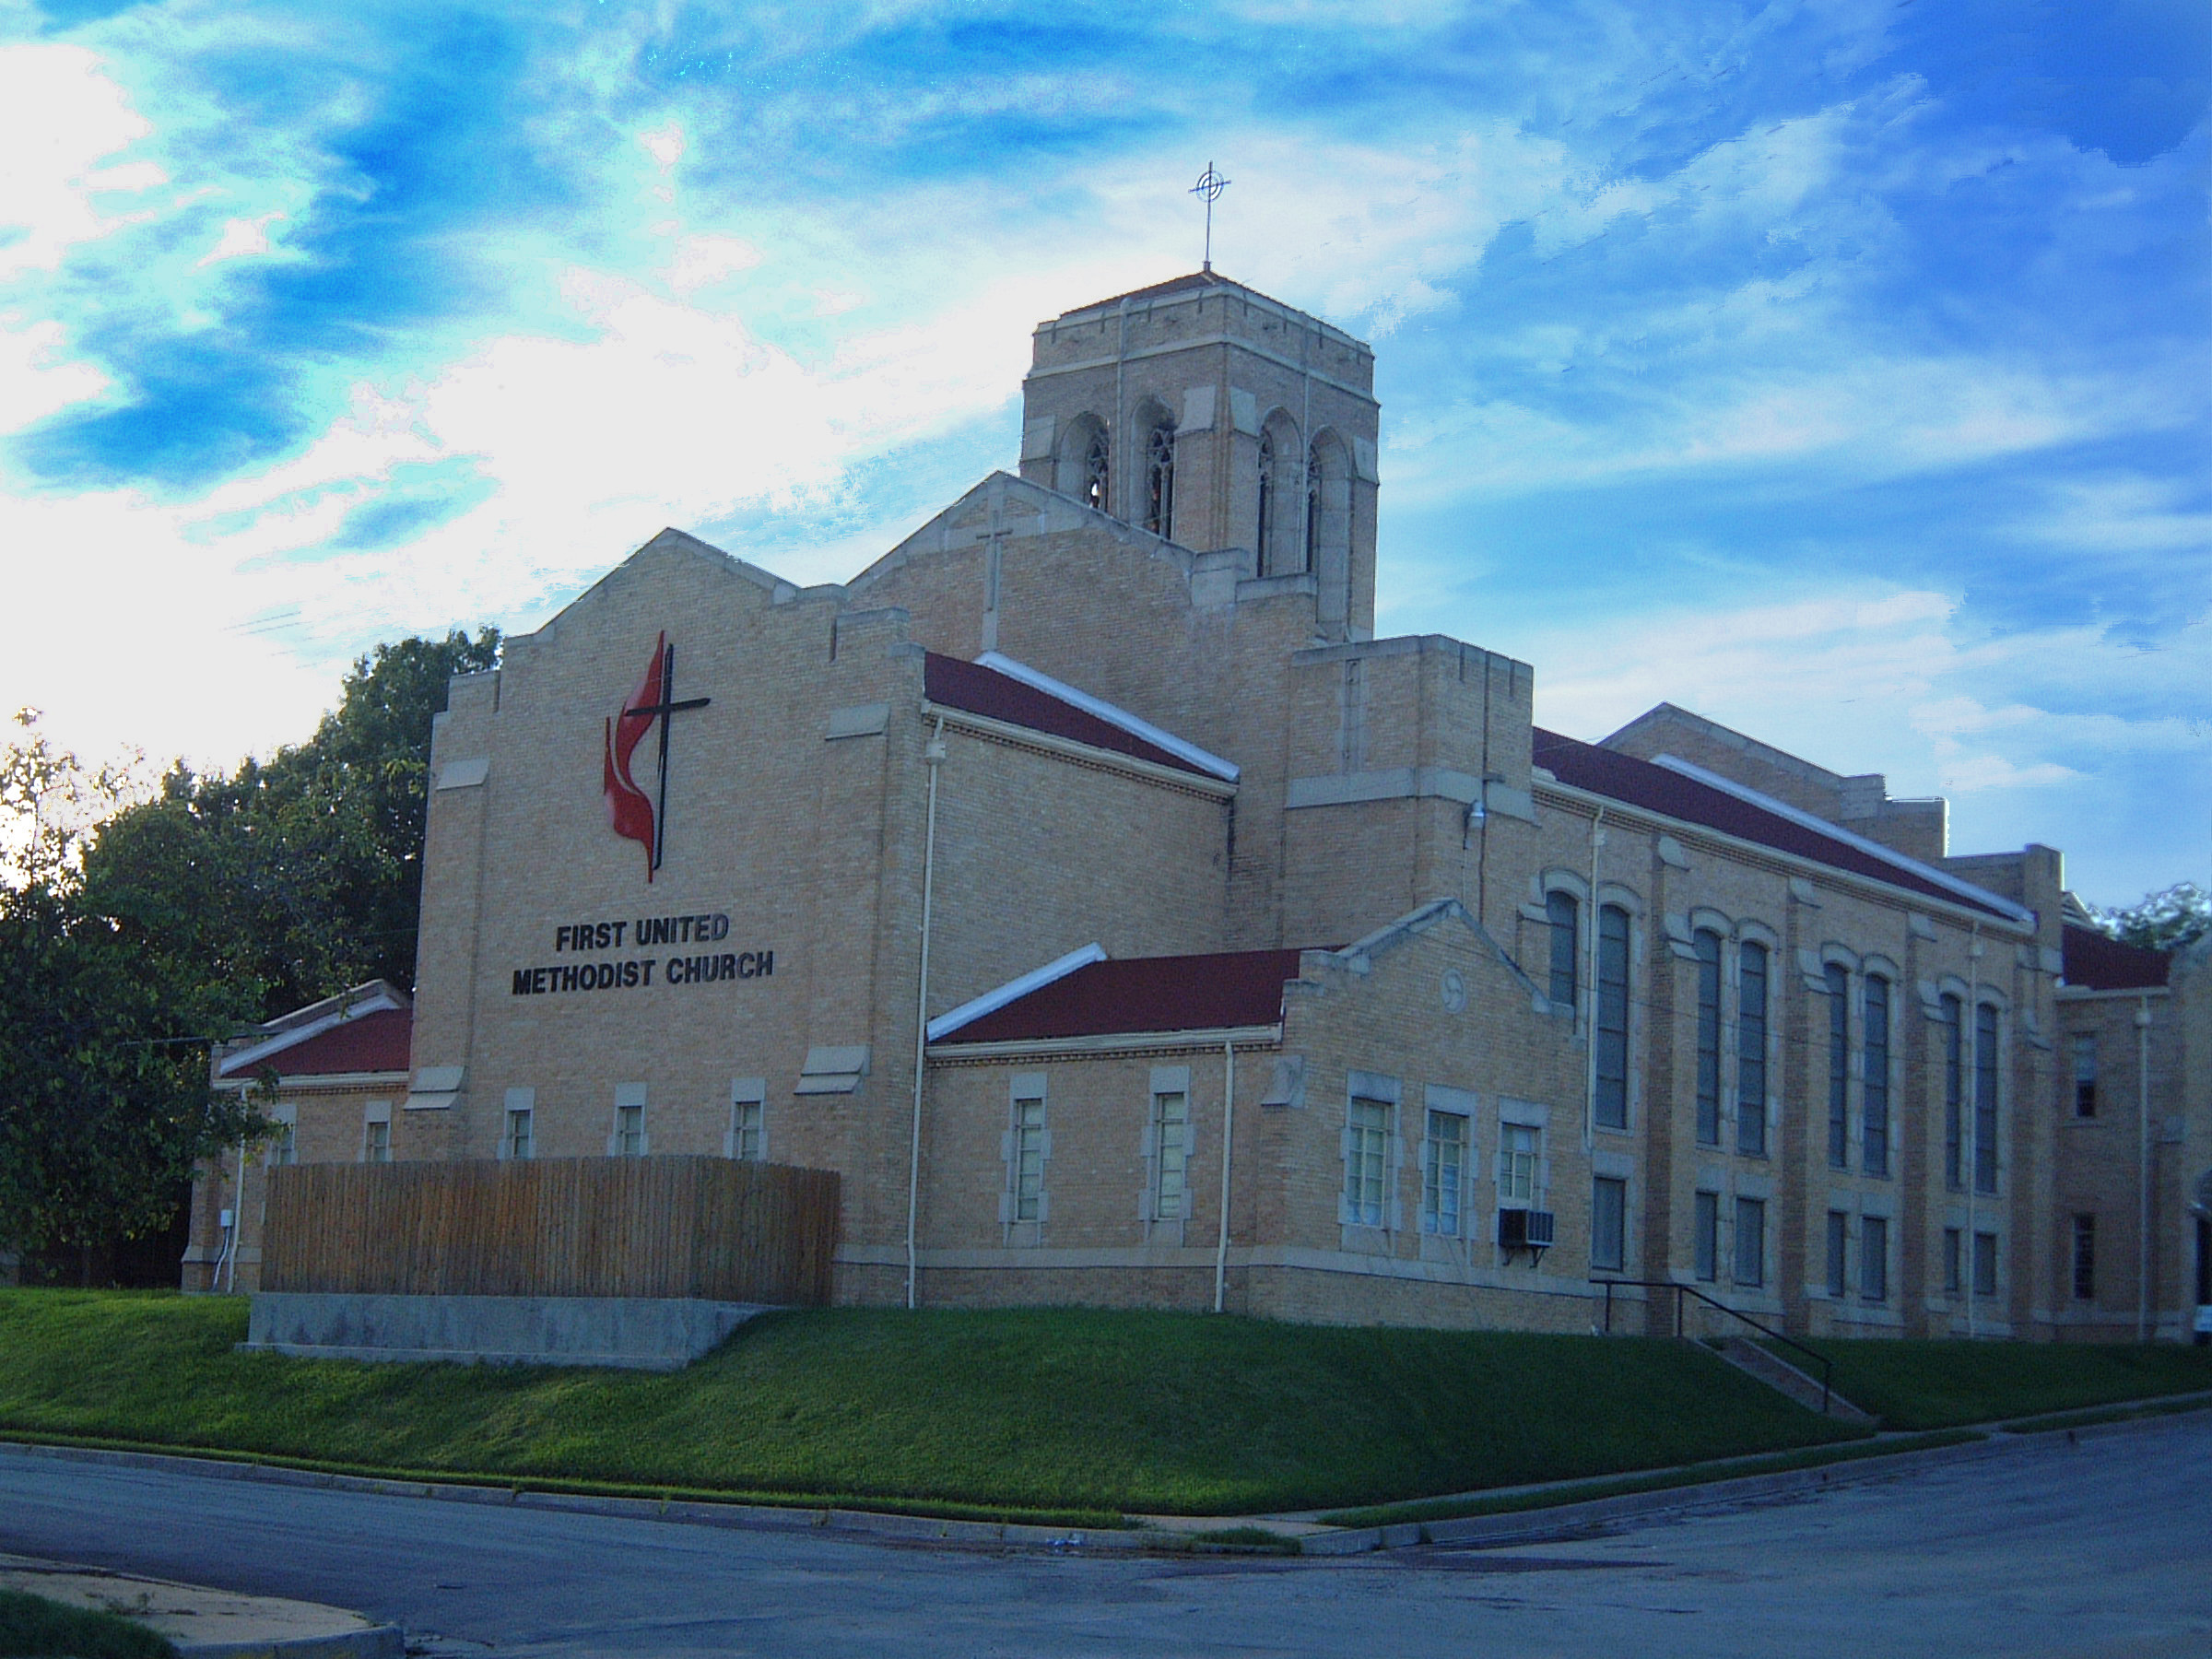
[924,654,1216,779]
[219,1006,412,1079]
[1531,729,2018,924]
[2062,924,2170,991]
[939,949,1307,1044]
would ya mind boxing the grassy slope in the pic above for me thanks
[0,1292,1863,1515]
[1800,1339,2212,1430]
[0,1589,176,1658]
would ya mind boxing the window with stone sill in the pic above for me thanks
[362,1119,391,1164]
[505,1107,534,1160]
[1736,942,1768,1157]
[1346,1097,1391,1227]
[1422,1109,1466,1237]
[1153,1089,1190,1221]
[1497,1122,1537,1206]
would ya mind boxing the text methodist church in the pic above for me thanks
[188,271,2212,1346]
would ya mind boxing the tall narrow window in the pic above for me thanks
[1826,1210,1849,1298]
[1013,1094,1047,1222]
[616,1102,644,1157]
[1972,1230,1998,1297]
[1144,420,1175,536]
[1942,994,1964,1190]
[1498,1123,1537,1205]
[1083,430,1109,513]
[1591,1176,1627,1272]
[1693,1191,1719,1281]
[1422,1110,1466,1236]
[1973,1005,2000,1194]
[506,1106,535,1160]
[1303,444,1321,574]
[1695,930,1722,1145]
[2072,1033,2099,1118]
[1825,964,1850,1169]
[363,1119,392,1163]
[1547,891,1579,1010]
[272,1117,298,1167]
[1863,977,1890,1178]
[1944,1227,1963,1296]
[2072,1213,2097,1300]
[1860,1215,1888,1302]
[1737,943,1768,1156]
[1346,1098,1391,1226]
[731,1099,764,1162]
[1735,1196,1766,1288]
[1255,430,1275,570]
[1594,905,1630,1129]
[1153,1088,1191,1220]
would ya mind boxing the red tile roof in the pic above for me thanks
[924,653,1218,779]
[219,1006,412,1079]
[2062,924,2170,991]
[1531,729,2020,924]
[936,949,1308,1044]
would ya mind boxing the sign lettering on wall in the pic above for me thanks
[509,912,774,996]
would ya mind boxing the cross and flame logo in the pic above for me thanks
[602,632,710,881]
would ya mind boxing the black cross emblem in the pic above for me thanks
[618,641,711,872]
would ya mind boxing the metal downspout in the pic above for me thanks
[906,716,947,1312]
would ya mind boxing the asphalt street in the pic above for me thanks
[7,1416,2209,1657]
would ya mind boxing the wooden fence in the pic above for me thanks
[262,1157,840,1305]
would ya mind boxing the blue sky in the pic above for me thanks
[1,0,2206,905]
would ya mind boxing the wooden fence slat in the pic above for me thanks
[261,1157,840,1304]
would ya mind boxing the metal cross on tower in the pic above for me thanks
[1190,162,1230,273]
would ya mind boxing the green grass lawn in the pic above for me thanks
[1782,1338,2212,1430]
[0,1290,1865,1517]
[0,1589,175,1658]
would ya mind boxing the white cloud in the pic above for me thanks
[0,318,109,434]
[0,42,159,280]
[195,210,288,268]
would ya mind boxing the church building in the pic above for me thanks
[187,272,2212,1344]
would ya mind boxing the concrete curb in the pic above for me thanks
[6,1396,2206,1562]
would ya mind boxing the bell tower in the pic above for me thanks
[1015,272,1381,641]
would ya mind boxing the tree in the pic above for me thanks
[0,709,135,891]
[2097,882,2212,954]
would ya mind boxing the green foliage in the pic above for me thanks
[78,629,499,1013]
[0,710,137,894]
[0,890,264,1258]
[0,1589,176,1658]
[1772,1338,2212,1430]
[2096,881,2212,953]
[0,1296,1862,1515]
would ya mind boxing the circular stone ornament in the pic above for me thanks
[1441,968,1467,1013]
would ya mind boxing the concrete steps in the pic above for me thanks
[1713,1336,1877,1422]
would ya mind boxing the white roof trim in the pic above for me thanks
[927,943,1108,1041]
[1649,755,2036,927]
[216,986,406,1078]
[975,653,1240,782]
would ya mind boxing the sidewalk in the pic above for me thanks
[0,1551,403,1657]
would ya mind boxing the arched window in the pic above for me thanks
[1825,963,1850,1169]
[1972,1004,1999,1194]
[1256,429,1275,565]
[1694,930,1722,1145]
[1737,942,1768,1156]
[1941,993,1964,1189]
[1144,418,1175,536]
[1303,443,1321,574]
[1546,890,1579,1010]
[1594,904,1630,1130]
[1863,977,1890,1177]
[1083,429,1108,513]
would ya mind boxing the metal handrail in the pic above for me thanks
[1594,1277,1835,1416]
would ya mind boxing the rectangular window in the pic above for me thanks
[505,1107,534,1160]
[362,1119,391,1163]
[1693,1191,1719,1282]
[1737,944,1768,1157]
[1942,994,1964,1190]
[616,1102,644,1158]
[1422,1110,1466,1236]
[1695,932,1722,1145]
[1497,1122,1537,1206]
[1973,1005,2000,1195]
[1973,1230,1998,1298]
[731,1100,764,1162]
[1594,906,1630,1129]
[1013,1094,1047,1222]
[2072,1033,2098,1118]
[1591,1176,1627,1272]
[272,1118,298,1166]
[1826,965,1850,1169]
[1826,1209,1849,1299]
[2072,1213,2097,1301]
[1863,978,1890,1179]
[1547,890,1579,1010]
[1346,1098,1391,1226]
[1944,1227,1962,1296]
[1734,1196,1766,1288]
[1154,1089,1191,1220]
[1860,1215,1888,1302]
